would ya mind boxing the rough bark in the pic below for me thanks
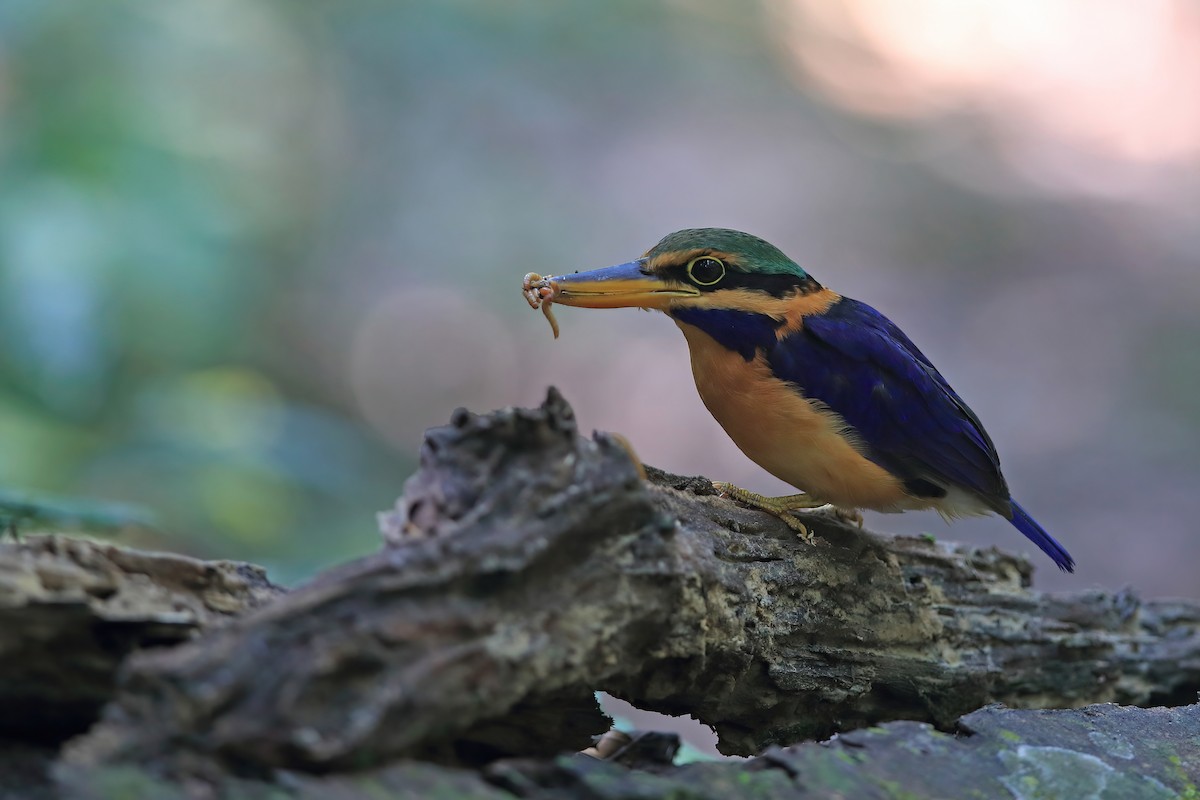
[47,704,1200,799]
[0,535,282,745]
[54,389,1200,782]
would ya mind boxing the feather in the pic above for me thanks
[1010,501,1075,572]
[670,307,779,362]
[766,297,1009,507]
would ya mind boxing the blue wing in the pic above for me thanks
[767,297,1009,508]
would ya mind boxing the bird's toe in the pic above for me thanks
[779,513,816,545]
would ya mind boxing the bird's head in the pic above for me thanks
[546,229,821,316]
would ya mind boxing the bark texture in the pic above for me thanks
[55,389,1200,781]
[49,704,1200,800]
[0,535,282,744]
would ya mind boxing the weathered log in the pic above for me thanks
[484,702,1200,799]
[51,704,1200,798]
[64,390,1200,777]
[0,535,282,744]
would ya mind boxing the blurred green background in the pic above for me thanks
[1,0,1197,594]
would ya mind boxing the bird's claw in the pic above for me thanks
[779,513,816,545]
[712,481,818,545]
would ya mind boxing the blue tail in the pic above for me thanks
[1009,501,1074,573]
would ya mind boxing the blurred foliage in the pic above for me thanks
[0,486,155,539]
[0,0,1196,596]
[0,0,774,582]
[0,1,411,581]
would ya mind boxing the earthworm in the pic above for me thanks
[522,272,560,339]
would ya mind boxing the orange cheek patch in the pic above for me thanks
[667,287,840,336]
[775,288,840,337]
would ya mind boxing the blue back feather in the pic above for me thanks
[767,297,1007,503]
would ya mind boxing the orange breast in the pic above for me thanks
[676,320,925,512]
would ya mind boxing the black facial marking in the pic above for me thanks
[663,263,820,297]
[727,272,821,298]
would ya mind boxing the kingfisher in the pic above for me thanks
[528,228,1074,572]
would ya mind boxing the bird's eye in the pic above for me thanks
[686,256,725,286]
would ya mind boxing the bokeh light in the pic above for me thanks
[772,0,1200,196]
[0,0,1195,600]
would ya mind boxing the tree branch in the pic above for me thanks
[0,535,282,745]
[60,389,1200,778]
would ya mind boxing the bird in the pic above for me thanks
[533,228,1074,572]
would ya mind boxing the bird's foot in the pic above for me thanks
[712,482,828,545]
